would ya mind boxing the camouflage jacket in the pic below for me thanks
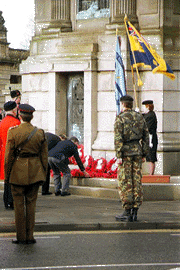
[114,109,149,158]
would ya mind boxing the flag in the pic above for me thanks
[115,36,126,115]
[125,18,175,81]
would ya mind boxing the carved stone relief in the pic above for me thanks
[67,73,84,143]
[76,0,110,19]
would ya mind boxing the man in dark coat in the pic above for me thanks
[42,132,61,195]
[4,104,48,244]
[0,101,20,209]
[48,136,89,196]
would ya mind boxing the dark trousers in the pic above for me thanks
[42,164,51,194]
[3,183,13,208]
[11,183,40,241]
[48,156,71,193]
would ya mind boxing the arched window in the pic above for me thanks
[77,0,110,20]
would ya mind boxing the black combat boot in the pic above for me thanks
[132,207,138,221]
[115,209,133,222]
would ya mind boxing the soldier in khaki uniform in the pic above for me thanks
[4,104,48,244]
[114,95,149,222]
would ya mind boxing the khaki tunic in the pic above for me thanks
[4,122,48,185]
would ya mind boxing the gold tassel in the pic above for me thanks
[138,78,143,87]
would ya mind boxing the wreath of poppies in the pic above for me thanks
[69,144,85,165]
[102,158,118,178]
[89,157,107,178]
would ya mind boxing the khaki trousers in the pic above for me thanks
[11,183,39,241]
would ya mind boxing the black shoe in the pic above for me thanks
[115,209,133,222]
[61,191,71,196]
[55,191,61,196]
[132,207,138,221]
[42,192,52,195]
[12,240,26,245]
[26,239,36,244]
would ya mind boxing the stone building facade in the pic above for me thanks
[20,0,180,175]
[0,11,29,108]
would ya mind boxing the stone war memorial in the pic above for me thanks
[19,0,180,176]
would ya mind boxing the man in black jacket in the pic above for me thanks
[48,136,89,196]
[42,132,61,195]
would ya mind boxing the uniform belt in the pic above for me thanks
[124,139,140,143]
[18,153,39,158]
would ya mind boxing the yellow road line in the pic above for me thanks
[1,229,180,238]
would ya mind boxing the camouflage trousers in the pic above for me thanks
[117,156,143,209]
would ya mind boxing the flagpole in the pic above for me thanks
[124,15,143,88]
[131,66,138,109]
[116,26,118,37]
[124,16,143,109]
[115,28,127,114]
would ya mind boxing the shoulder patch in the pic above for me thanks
[9,125,19,130]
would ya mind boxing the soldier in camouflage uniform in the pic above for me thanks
[114,95,149,222]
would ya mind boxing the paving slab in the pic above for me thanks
[0,191,180,233]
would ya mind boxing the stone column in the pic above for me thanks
[84,70,98,156]
[49,0,72,32]
[48,72,56,134]
[110,0,137,24]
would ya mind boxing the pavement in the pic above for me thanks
[0,191,180,233]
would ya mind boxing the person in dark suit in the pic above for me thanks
[4,104,48,244]
[48,136,89,196]
[142,100,158,175]
[10,89,21,119]
[42,132,61,195]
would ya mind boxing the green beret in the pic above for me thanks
[120,95,133,102]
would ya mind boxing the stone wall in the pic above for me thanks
[20,0,180,175]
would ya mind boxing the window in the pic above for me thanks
[77,0,110,20]
[10,75,21,84]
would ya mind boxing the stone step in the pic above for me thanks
[67,184,180,201]
[70,177,117,189]
[1,176,180,201]
[69,177,180,201]
[54,175,180,200]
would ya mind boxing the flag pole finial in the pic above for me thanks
[124,13,128,22]
[116,27,119,36]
